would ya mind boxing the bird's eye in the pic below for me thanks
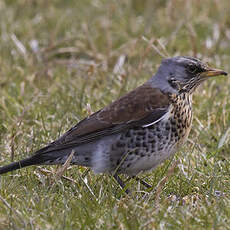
[188,64,197,73]
[168,78,179,89]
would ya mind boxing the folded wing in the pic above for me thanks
[43,83,170,152]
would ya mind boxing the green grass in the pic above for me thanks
[0,0,230,229]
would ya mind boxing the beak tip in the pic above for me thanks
[203,69,228,77]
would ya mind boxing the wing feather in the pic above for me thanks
[42,83,170,152]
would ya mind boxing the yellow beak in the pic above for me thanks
[200,68,228,78]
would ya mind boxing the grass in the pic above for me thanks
[0,0,230,229]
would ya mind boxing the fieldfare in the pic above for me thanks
[0,56,227,191]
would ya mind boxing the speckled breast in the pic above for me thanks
[169,93,193,146]
[108,93,193,175]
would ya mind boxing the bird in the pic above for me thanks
[0,56,227,192]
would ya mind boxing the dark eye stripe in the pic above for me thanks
[188,64,197,73]
[187,63,204,75]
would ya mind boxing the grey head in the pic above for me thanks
[149,56,228,94]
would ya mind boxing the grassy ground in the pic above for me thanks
[0,0,230,229]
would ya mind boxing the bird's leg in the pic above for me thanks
[113,174,130,194]
[131,176,152,189]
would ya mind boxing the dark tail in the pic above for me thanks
[0,142,71,174]
[0,154,44,175]
[0,145,90,175]
[0,143,57,174]
[0,158,33,174]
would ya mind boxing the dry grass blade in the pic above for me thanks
[11,34,27,57]
[155,160,179,205]
[38,167,82,189]
[113,54,126,75]
[54,150,75,180]
[142,36,167,58]
[43,167,97,199]
[218,126,230,149]
[156,39,170,58]
[86,103,93,116]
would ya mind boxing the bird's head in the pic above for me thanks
[152,56,228,94]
